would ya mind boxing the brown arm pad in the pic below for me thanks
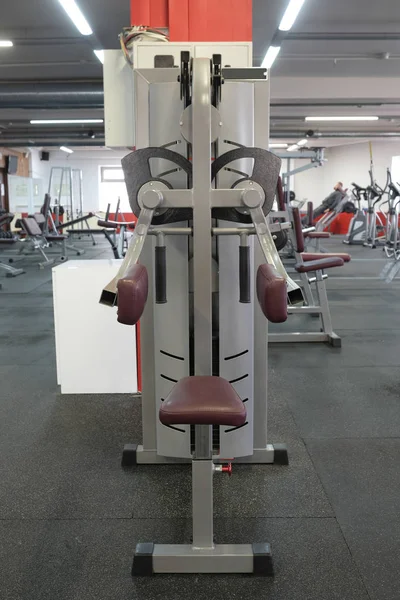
[256,264,288,323]
[117,264,148,326]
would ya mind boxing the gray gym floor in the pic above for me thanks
[1,235,399,600]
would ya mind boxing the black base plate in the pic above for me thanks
[252,543,274,576]
[273,443,289,465]
[121,443,138,467]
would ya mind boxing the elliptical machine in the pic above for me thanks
[363,169,385,249]
[382,168,400,258]
[343,183,367,245]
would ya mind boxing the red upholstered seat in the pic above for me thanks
[295,257,344,273]
[304,231,331,239]
[302,252,351,263]
[159,376,247,427]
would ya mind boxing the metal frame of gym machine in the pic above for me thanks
[104,54,300,469]
[268,186,345,347]
[101,51,304,574]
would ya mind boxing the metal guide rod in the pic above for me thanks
[147,227,192,235]
[99,207,154,306]
[212,222,291,236]
[249,206,304,305]
[191,58,213,467]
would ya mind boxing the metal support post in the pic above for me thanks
[192,460,214,549]
[192,58,213,460]
[315,270,333,335]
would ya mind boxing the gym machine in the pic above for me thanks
[101,52,301,574]
[382,169,400,258]
[97,200,136,259]
[363,170,385,248]
[379,171,400,282]
[0,211,25,284]
[270,185,351,346]
[343,183,368,245]
[38,193,88,255]
[16,217,68,268]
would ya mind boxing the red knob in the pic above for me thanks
[221,463,232,476]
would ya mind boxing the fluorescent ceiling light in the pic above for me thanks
[279,0,306,31]
[297,138,308,146]
[305,116,379,122]
[288,144,299,151]
[58,0,93,36]
[60,146,74,154]
[30,119,103,124]
[261,46,281,69]
[0,41,13,47]
[269,143,288,148]
[94,49,104,64]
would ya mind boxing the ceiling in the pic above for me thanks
[0,0,400,148]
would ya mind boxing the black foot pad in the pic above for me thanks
[121,443,137,467]
[273,443,289,465]
[132,543,154,576]
[328,335,342,348]
[252,543,274,576]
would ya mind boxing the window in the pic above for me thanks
[100,167,125,182]
[99,165,130,212]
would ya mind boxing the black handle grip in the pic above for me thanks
[155,245,167,304]
[239,245,251,303]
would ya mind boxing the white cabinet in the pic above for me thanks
[53,260,138,394]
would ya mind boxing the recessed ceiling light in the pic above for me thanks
[279,0,306,32]
[30,119,103,124]
[60,146,74,154]
[297,138,308,146]
[261,46,281,69]
[305,116,379,121]
[0,41,13,47]
[269,143,289,148]
[287,144,299,151]
[58,0,93,36]
[94,49,104,64]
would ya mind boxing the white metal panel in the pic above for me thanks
[218,224,254,458]
[134,43,192,68]
[104,50,135,148]
[193,43,252,67]
[217,82,255,189]
[154,232,191,458]
[149,82,189,190]
[132,42,252,69]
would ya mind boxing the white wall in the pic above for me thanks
[29,148,129,212]
[292,141,400,208]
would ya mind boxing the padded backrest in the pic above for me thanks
[22,217,42,236]
[117,264,148,326]
[291,207,305,253]
[256,264,287,323]
[34,213,46,228]
[0,212,14,227]
[40,193,52,217]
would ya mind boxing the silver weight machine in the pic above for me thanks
[101,54,302,575]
